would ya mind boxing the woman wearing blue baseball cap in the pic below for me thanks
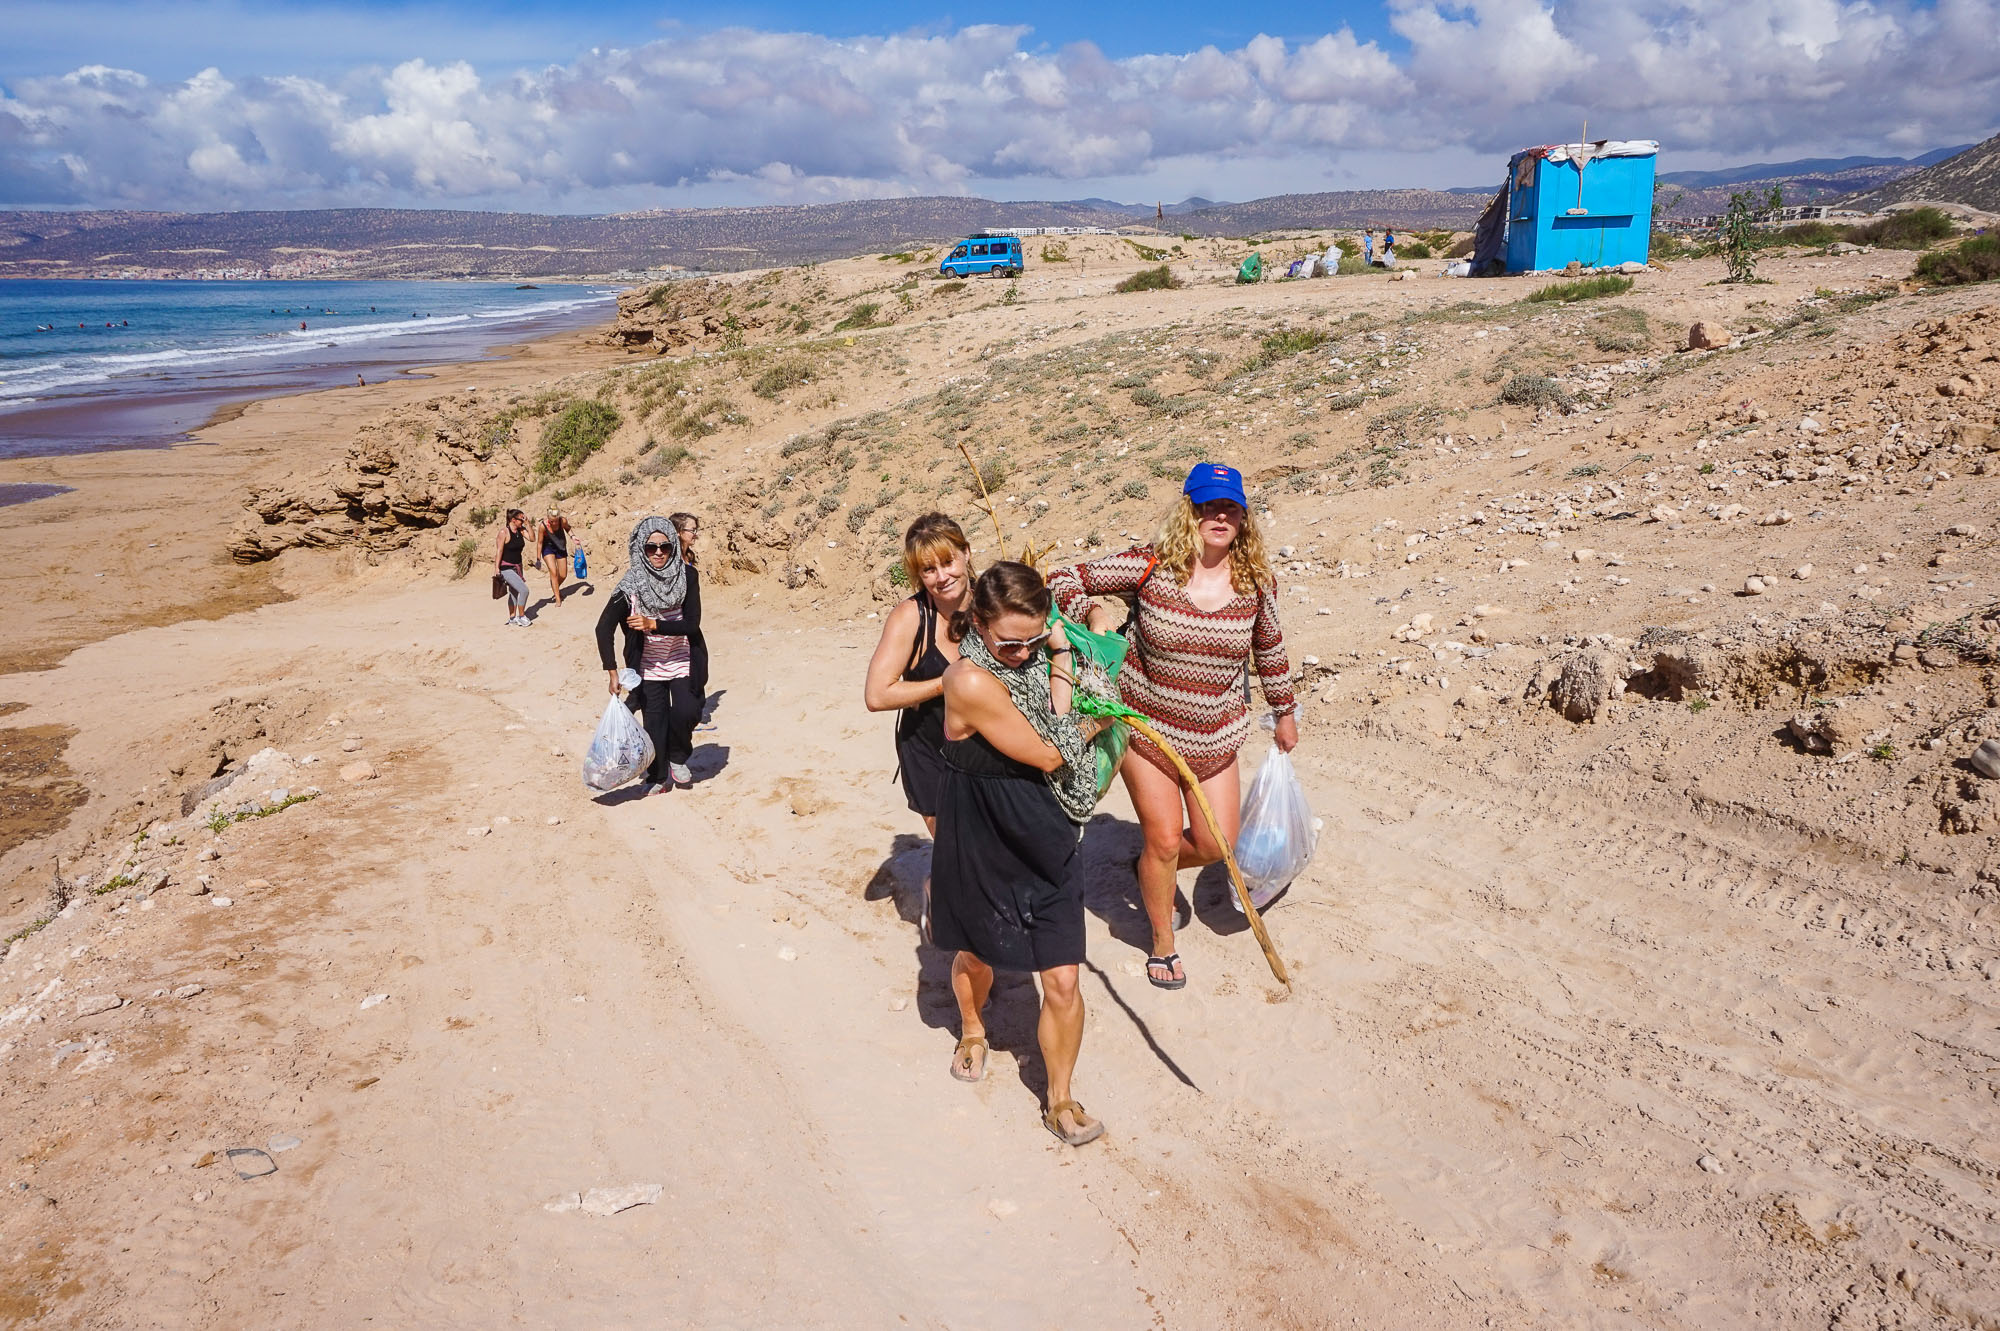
[1047,462,1299,989]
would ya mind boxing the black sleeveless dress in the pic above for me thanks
[930,729,1084,973]
[895,592,950,817]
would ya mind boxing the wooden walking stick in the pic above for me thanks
[1118,714,1291,989]
[955,437,1008,560]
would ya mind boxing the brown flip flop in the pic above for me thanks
[949,1034,988,1083]
[1042,1099,1105,1147]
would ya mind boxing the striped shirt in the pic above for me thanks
[1048,546,1294,780]
[640,611,691,681]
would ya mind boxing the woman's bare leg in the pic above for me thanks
[919,815,937,941]
[948,947,988,1071]
[1181,760,1242,866]
[1037,964,1096,1134]
[1121,753,1190,973]
[545,554,565,606]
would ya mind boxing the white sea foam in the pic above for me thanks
[0,291,614,403]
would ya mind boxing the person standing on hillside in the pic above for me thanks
[1381,228,1397,267]
[1362,228,1375,265]
[932,562,1109,1147]
[1045,463,1298,991]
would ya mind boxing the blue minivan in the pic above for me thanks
[940,234,1024,278]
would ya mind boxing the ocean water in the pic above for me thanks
[0,278,619,463]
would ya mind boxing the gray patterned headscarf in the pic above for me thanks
[958,629,1097,824]
[617,516,687,618]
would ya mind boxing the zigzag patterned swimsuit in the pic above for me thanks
[1048,546,1296,781]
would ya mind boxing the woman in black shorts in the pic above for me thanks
[934,561,1109,1147]
[863,513,973,831]
[538,509,580,608]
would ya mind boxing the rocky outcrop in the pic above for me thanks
[229,398,492,563]
[605,280,769,355]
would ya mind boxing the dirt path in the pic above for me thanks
[7,565,1993,1327]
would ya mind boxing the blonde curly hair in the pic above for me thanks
[1153,493,1275,595]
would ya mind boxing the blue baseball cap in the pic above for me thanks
[1183,462,1246,508]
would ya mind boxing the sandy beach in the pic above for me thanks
[3,239,1998,1329]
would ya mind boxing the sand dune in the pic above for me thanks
[3,239,1998,1328]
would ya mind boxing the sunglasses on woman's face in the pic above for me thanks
[644,542,674,555]
[993,630,1051,651]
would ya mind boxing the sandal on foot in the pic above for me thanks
[1145,954,1186,990]
[1042,1099,1105,1147]
[949,1034,989,1083]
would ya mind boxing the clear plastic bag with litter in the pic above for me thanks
[1232,742,1317,911]
[582,683,654,791]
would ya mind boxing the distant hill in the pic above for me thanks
[0,200,1141,279]
[1659,146,1970,190]
[5,141,1986,282]
[1168,189,1486,234]
[0,191,1481,280]
[1841,133,2000,214]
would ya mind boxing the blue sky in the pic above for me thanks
[2,1,1994,212]
[1,1,1411,79]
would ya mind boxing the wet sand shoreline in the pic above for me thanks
[0,316,620,677]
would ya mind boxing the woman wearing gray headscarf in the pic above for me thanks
[595,516,708,793]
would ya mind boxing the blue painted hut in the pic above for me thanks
[1469,140,1658,274]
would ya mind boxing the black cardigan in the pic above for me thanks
[595,568,708,695]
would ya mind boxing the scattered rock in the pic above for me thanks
[340,738,364,753]
[338,761,378,783]
[1742,577,1767,596]
[360,993,389,1010]
[210,896,233,908]
[1550,649,1619,723]
[1792,564,1814,581]
[267,1135,302,1154]
[75,995,122,1018]
[171,984,204,999]
[1686,322,1729,351]
[1757,510,1792,526]
[1971,739,2000,780]
[776,946,799,962]
[1787,701,1892,756]
[1697,1153,1725,1175]
[196,847,220,862]
[185,876,210,897]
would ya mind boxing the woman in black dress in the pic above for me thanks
[862,513,973,830]
[935,562,1110,1147]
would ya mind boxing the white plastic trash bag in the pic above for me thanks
[1231,747,1316,910]
[582,695,654,791]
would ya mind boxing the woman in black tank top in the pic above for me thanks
[493,508,532,626]
[863,514,974,827]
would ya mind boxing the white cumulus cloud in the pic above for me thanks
[0,2,1993,210]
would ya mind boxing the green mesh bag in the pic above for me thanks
[1049,608,1137,798]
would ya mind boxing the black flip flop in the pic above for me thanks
[1145,953,1187,990]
